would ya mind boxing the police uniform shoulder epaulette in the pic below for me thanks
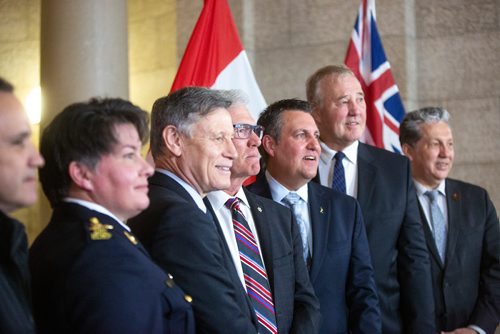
[87,217,114,240]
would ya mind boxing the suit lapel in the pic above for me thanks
[149,171,194,203]
[444,179,462,265]
[356,144,377,220]
[307,183,329,282]
[245,190,275,288]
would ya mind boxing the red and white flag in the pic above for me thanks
[170,0,266,120]
[344,0,405,153]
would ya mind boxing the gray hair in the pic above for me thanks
[399,107,451,147]
[217,89,249,109]
[150,86,231,160]
[306,64,355,108]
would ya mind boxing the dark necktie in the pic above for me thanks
[425,190,447,262]
[332,151,346,193]
[225,197,277,334]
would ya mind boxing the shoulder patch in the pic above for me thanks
[88,217,114,240]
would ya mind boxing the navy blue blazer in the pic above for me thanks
[29,202,194,334]
[314,142,435,334]
[417,178,500,333]
[247,177,381,334]
[205,189,321,334]
[129,172,259,334]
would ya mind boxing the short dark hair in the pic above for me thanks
[150,86,231,160]
[257,98,311,162]
[0,77,14,93]
[40,98,149,206]
[399,107,451,147]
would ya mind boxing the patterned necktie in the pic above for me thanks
[332,151,346,193]
[281,192,310,264]
[225,197,277,334]
[425,190,447,262]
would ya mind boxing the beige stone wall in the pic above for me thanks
[177,0,500,210]
[0,0,177,242]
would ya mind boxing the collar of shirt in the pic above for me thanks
[413,179,446,198]
[156,168,207,213]
[206,188,250,212]
[319,140,358,166]
[265,170,309,204]
[63,198,130,232]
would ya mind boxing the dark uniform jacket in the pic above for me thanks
[0,210,35,334]
[29,202,195,334]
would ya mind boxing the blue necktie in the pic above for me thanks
[225,197,277,334]
[332,151,346,193]
[425,190,447,262]
[282,192,310,264]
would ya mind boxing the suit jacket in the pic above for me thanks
[129,172,260,334]
[29,202,194,334]
[248,177,381,334]
[314,142,435,334]
[0,211,35,334]
[205,189,321,334]
[417,178,500,333]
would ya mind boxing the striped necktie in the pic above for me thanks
[225,197,277,334]
[332,151,346,193]
[425,190,447,262]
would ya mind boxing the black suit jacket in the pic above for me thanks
[29,202,194,334]
[248,177,381,334]
[0,211,35,334]
[417,178,500,333]
[314,142,435,334]
[129,172,260,334]
[205,189,321,334]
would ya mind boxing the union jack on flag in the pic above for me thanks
[344,0,405,153]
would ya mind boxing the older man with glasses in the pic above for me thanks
[205,90,321,334]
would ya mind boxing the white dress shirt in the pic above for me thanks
[265,171,313,255]
[206,188,265,289]
[414,180,448,233]
[156,168,207,213]
[318,140,359,198]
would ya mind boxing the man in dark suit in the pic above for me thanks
[29,98,195,333]
[0,77,43,333]
[129,87,269,333]
[306,65,435,333]
[247,98,381,333]
[400,107,500,334]
[205,91,321,333]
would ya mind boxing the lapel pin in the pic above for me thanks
[257,206,262,212]
[452,192,460,202]
[320,207,324,214]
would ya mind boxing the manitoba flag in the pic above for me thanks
[344,0,405,153]
[170,0,266,120]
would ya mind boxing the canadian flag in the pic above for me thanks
[170,0,267,120]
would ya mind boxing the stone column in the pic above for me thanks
[40,0,129,127]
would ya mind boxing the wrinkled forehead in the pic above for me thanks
[228,104,254,125]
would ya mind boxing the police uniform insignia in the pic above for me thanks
[88,217,113,240]
[124,231,138,245]
[165,273,175,288]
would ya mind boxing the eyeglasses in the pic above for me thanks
[233,123,264,140]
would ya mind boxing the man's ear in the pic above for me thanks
[401,143,414,162]
[68,161,94,191]
[261,135,277,158]
[162,125,183,157]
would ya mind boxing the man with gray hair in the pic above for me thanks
[400,107,500,334]
[205,90,321,333]
[129,87,266,333]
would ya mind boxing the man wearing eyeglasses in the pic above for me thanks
[205,90,321,334]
